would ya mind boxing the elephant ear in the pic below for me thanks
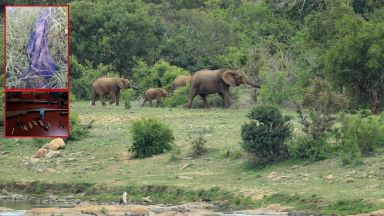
[222,70,236,87]
[116,78,125,89]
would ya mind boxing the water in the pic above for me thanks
[0,199,66,216]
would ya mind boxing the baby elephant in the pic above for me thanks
[141,88,168,107]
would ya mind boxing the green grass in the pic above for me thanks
[1,101,384,214]
[6,7,68,89]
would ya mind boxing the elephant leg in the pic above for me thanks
[109,94,116,105]
[218,92,225,107]
[100,95,106,106]
[158,97,165,107]
[223,91,230,108]
[116,91,120,106]
[200,94,209,109]
[141,99,147,107]
[149,100,153,107]
[187,88,197,108]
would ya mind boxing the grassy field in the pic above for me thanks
[1,101,384,214]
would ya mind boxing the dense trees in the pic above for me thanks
[0,0,382,112]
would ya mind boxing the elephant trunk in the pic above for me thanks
[243,77,260,89]
[131,85,139,90]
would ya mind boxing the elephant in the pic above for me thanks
[187,69,260,108]
[141,88,168,107]
[171,75,191,93]
[90,77,138,106]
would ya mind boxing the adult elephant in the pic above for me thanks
[187,69,260,108]
[171,75,191,93]
[90,77,138,106]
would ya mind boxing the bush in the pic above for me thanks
[241,105,292,165]
[132,59,189,95]
[130,118,174,158]
[165,85,189,108]
[287,134,329,161]
[69,92,77,103]
[189,130,208,157]
[69,112,90,141]
[169,146,182,161]
[121,89,134,109]
[337,111,384,164]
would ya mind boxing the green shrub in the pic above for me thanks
[69,92,77,103]
[121,89,134,109]
[130,118,174,158]
[132,59,189,95]
[165,85,189,108]
[287,134,329,161]
[169,146,182,161]
[69,112,90,141]
[241,105,292,165]
[338,111,384,164]
[189,130,208,157]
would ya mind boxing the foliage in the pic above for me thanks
[70,56,117,100]
[121,89,134,110]
[259,68,294,105]
[132,59,189,95]
[287,134,329,161]
[298,78,349,140]
[69,112,90,141]
[188,129,208,157]
[71,0,161,77]
[130,118,174,158]
[304,2,384,112]
[69,92,76,103]
[164,85,189,108]
[169,146,182,161]
[241,105,292,165]
[337,111,384,164]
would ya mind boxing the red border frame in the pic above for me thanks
[3,5,70,138]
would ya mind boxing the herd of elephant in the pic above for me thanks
[90,68,261,109]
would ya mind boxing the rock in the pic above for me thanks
[180,163,193,170]
[24,205,149,216]
[45,150,61,159]
[10,194,24,200]
[46,168,56,173]
[31,157,40,164]
[267,172,279,179]
[251,194,264,201]
[345,177,355,183]
[0,207,14,211]
[46,138,65,150]
[266,204,292,212]
[34,149,48,158]
[353,209,384,216]
[142,196,153,203]
[177,175,193,180]
[325,175,334,182]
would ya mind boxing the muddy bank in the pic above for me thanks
[1,202,291,216]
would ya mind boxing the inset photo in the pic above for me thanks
[5,91,69,137]
[5,6,69,89]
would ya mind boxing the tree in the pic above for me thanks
[70,0,163,77]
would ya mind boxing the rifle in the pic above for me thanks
[6,108,68,118]
[7,99,63,104]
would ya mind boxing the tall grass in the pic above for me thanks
[6,7,68,89]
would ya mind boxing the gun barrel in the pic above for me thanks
[6,108,68,118]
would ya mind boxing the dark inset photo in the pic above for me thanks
[5,91,69,137]
[5,6,69,89]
